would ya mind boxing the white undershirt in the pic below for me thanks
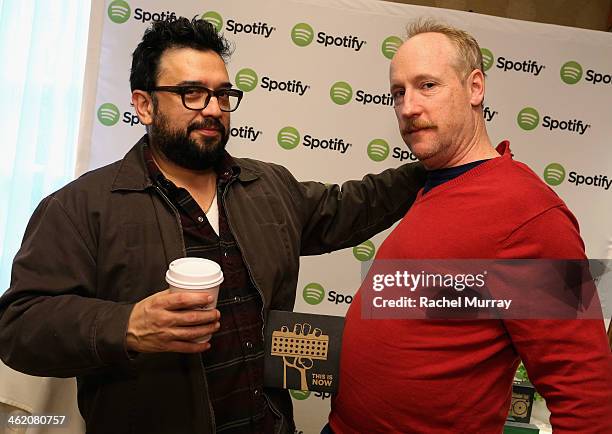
[206,190,219,236]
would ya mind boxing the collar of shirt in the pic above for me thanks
[142,144,240,194]
[423,159,489,194]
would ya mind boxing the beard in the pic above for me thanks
[149,111,230,171]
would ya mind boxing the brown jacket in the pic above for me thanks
[0,136,425,433]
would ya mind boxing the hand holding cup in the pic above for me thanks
[126,258,224,353]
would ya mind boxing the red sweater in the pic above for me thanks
[330,143,612,433]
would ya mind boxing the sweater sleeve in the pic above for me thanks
[499,206,612,433]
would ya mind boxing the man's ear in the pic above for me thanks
[131,90,154,125]
[467,69,485,107]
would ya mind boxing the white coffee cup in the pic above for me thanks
[165,257,224,342]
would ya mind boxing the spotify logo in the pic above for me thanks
[108,0,131,24]
[202,11,223,32]
[290,390,311,400]
[353,240,376,261]
[277,126,300,150]
[97,103,120,126]
[235,68,258,92]
[367,139,390,162]
[481,48,494,71]
[303,283,325,305]
[517,107,589,135]
[330,81,353,105]
[381,36,402,60]
[543,163,566,186]
[291,23,314,47]
[517,107,540,131]
[560,61,583,85]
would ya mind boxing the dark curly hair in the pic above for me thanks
[130,17,232,92]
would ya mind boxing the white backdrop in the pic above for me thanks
[76,1,612,432]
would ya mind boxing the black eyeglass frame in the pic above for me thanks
[148,85,244,112]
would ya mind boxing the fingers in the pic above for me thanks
[164,309,220,327]
[150,311,221,342]
[128,320,221,353]
[291,322,316,336]
[174,321,220,341]
[164,340,212,354]
[157,290,216,311]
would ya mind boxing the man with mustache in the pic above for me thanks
[327,19,612,433]
[0,17,426,434]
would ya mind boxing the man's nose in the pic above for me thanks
[200,95,223,118]
[397,92,422,119]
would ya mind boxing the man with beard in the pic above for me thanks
[327,19,612,433]
[0,18,425,434]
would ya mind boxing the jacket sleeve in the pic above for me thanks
[0,196,135,377]
[500,206,612,433]
[283,162,426,255]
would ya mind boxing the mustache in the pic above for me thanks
[187,118,226,135]
[405,118,436,133]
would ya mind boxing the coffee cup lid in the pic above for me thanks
[166,257,224,289]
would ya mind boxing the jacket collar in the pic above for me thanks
[110,135,260,192]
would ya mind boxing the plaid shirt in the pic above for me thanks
[144,147,275,433]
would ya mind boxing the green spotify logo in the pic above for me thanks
[202,11,223,32]
[381,36,402,60]
[290,390,311,400]
[108,0,131,24]
[480,48,494,72]
[97,103,120,126]
[330,81,353,105]
[303,283,325,305]
[560,61,583,85]
[353,240,376,261]
[291,23,314,47]
[367,139,390,162]
[517,107,540,131]
[235,68,258,92]
[277,127,300,150]
[543,163,566,186]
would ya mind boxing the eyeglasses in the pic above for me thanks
[148,85,243,112]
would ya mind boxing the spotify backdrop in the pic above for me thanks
[77,0,612,432]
